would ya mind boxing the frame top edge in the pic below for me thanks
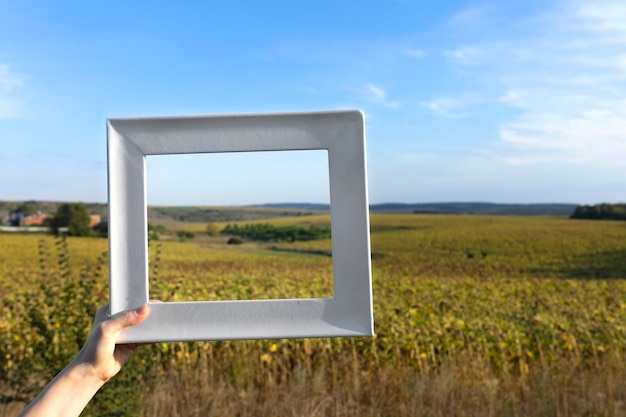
[107,109,364,124]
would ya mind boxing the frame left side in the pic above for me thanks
[107,122,149,315]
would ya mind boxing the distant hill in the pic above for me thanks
[146,205,322,224]
[1,200,579,225]
[256,202,579,216]
[0,200,324,225]
[373,202,578,216]
[250,203,331,211]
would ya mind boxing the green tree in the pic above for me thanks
[206,222,219,236]
[51,203,91,236]
[176,230,195,242]
[571,203,626,221]
[93,221,108,238]
[16,202,37,213]
[148,223,166,242]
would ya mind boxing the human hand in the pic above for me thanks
[71,304,151,386]
[18,304,152,417]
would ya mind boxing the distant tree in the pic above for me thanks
[571,203,626,221]
[42,216,53,228]
[51,203,91,236]
[206,222,219,237]
[147,223,167,242]
[176,230,195,242]
[221,223,331,242]
[7,202,39,226]
[16,202,37,213]
[94,221,108,238]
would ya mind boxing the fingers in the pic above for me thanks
[101,305,151,339]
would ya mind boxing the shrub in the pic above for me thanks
[221,223,331,242]
[176,230,195,242]
[148,223,166,242]
[93,221,108,238]
[0,236,155,416]
[50,203,91,236]
[206,222,219,237]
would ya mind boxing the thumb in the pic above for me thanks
[103,305,150,338]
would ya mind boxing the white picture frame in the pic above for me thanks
[107,110,373,343]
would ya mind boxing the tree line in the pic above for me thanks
[3,202,101,237]
[570,203,626,220]
[221,223,331,242]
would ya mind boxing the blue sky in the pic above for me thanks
[1,0,625,206]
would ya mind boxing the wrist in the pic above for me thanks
[65,361,107,394]
[18,361,105,417]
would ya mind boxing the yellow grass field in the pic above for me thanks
[1,214,626,416]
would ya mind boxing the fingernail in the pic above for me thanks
[135,305,149,316]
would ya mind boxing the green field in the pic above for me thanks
[1,214,626,416]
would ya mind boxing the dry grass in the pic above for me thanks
[140,350,626,417]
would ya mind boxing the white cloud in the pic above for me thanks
[499,90,522,106]
[577,1,626,39]
[500,109,626,165]
[617,55,626,75]
[367,84,386,100]
[423,94,483,118]
[362,83,399,108]
[444,47,484,65]
[445,1,626,167]
[0,65,24,118]
[0,99,22,119]
[448,7,489,27]
[0,65,23,91]
[425,97,460,115]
